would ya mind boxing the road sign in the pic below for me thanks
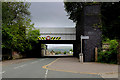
[81,35,89,39]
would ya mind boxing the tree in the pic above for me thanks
[51,50,55,53]
[101,3,120,54]
[64,2,120,54]
[64,51,67,54]
[64,2,85,23]
[101,2,120,40]
[70,49,73,52]
[64,2,120,38]
[2,2,40,58]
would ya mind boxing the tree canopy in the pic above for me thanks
[64,2,84,23]
[64,2,120,40]
[2,2,40,52]
[101,2,120,40]
[64,2,120,60]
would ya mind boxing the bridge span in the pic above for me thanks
[38,28,76,40]
[33,4,102,62]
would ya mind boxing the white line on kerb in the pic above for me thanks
[14,64,26,69]
[45,69,48,78]
[0,71,5,74]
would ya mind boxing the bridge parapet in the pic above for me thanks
[37,28,76,40]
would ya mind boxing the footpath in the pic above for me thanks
[43,57,118,78]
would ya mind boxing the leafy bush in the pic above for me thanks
[69,49,73,52]
[98,39,118,64]
[55,51,61,55]
[64,51,67,54]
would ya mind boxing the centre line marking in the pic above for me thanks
[30,61,38,64]
[14,64,26,69]
[45,69,48,78]
[30,59,45,64]
[41,59,45,60]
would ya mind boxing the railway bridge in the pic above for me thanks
[34,4,102,62]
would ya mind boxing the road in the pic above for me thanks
[1,58,104,80]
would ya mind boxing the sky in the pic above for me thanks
[29,2,75,28]
[29,2,74,48]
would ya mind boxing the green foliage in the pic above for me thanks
[64,2,120,40]
[64,2,84,23]
[50,50,55,53]
[55,51,61,55]
[64,2,120,61]
[2,2,40,53]
[92,23,102,29]
[98,39,118,64]
[41,44,46,49]
[69,49,73,52]
[64,51,67,54]
[64,2,101,23]
[101,2,120,40]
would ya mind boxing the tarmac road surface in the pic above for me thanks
[1,58,108,80]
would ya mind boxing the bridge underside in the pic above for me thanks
[39,40,76,44]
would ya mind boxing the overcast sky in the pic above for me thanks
[29,2,74,48]
[29,2,75,28]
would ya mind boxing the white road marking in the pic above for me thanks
[45,58,48,59]
[45,69,48,78]
[41,59,45,61]
[30,59,45,64]
[30,61,38,64]
[14,64,26,69]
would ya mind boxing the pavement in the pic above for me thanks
[0,57,119,80]
[43,57,118,78]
